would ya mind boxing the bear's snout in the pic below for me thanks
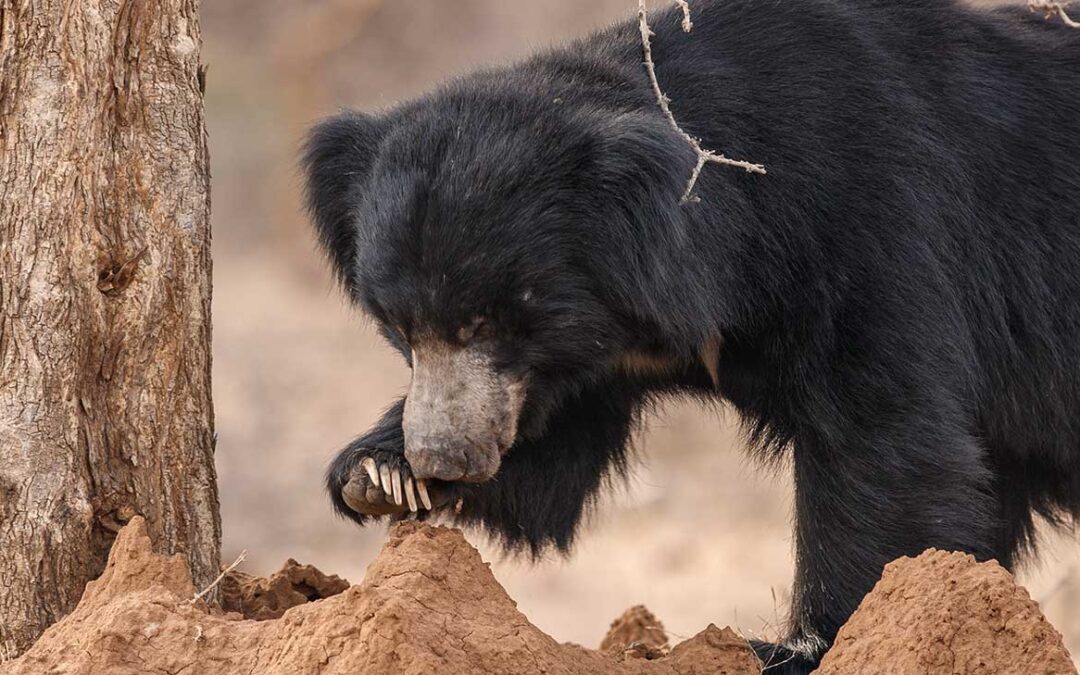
[402,339,525,483]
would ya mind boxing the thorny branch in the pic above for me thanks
[637,0,766,204]
[1028,1,1080,28]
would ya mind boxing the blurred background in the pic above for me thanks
[202,0,1079,657]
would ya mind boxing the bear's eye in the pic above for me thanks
[457,317,492,344]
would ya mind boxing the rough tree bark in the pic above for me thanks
[0,0,220,657]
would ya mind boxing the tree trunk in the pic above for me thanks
[0,0,220,657]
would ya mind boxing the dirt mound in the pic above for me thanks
[602,605,670,657]
[818,549,1076,674]
[0,518,761,675]
[4,519,1073,674]
[664,625,767,675]
[220,558,349,620]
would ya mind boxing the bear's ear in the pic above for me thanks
[302,110,387,288]
[584,113,715,337]
[591,111,694,206]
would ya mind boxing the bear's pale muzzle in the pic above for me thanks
[403,341,525,482]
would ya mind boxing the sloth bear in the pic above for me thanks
[302,0,1080,671]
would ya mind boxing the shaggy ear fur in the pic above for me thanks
[583,112,721,347]
[302,110,386,287]
[591,112,693,205]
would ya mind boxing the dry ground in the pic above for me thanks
[6,520,1072,674]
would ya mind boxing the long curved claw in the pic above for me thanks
[404,477,418,512]
[360,457,380,488]
[391,468,403,506]
[379,464,393,501]
[416,480,433,510]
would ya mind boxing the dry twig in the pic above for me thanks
[1028,1,1080,28]
[674,0,694,31]
[637,0,766,203]
[190,550,247,604]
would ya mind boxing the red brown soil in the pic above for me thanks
[602,605,671,657]
[817,549,1076,675]
[2,519,1073,675]
[220,558,349,620]
[0,518,761,675]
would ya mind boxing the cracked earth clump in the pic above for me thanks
[220,558,349,620]
[0,518,761,675]
[817,549,1077,674]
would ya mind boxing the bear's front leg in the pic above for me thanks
[327,398,451,522]
[770,397,997,672]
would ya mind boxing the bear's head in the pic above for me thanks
[302,76,715,483]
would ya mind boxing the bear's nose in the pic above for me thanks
[404,439,470,482]
[405,434,503,483]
